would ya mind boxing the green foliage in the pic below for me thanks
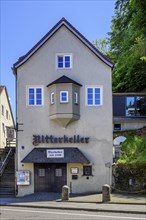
[92,38,110,55]
[117,136,146,163]
[113,163,146,190]
[108,0,146,92]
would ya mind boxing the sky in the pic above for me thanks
[1,0,116,120]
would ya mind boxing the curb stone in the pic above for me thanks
[1,203,146,215]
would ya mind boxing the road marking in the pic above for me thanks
[1,207,145,220]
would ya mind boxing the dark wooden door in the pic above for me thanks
[34,163,67,192]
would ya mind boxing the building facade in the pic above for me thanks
[113,93,146,131]
[0,86,15,148]
[13,18,114,196]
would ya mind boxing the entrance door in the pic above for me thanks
[34,163,67,192]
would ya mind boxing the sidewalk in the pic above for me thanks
[0,192,146,214]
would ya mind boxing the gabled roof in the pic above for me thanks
[0,86,5,94]
[0,86,15,127]
[13,17,114,73]
[47,75,82,87]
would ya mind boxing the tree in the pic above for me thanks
[108,0,146,92]
[92,38,109,55]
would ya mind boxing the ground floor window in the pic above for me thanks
[114,124,121,131]
[83,165,92,176]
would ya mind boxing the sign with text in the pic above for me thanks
[46,149,64,158]
[16,170,30,185]
[32,135,89,146]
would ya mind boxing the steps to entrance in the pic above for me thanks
[0,148,15,197]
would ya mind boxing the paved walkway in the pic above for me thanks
[0,192,146,214]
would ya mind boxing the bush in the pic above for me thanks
[117,136,146,163]
[112,163,146,192]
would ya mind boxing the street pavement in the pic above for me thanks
[0,192,146,214]
[1,207,145,220]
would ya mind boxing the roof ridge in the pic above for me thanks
[13,18,114,72]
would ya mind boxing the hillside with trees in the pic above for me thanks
[109,0,146,92]
[94,0,146,92]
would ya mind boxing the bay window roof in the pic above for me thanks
[47,75,82,87]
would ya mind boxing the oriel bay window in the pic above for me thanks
[86,86,102,106]
[47,75,82,127]
[28,87,43,106]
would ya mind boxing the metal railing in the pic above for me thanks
[0,148,13,176]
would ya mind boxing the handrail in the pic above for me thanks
[0,148,12,176]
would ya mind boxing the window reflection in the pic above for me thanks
[126,96,146,116]
[126,97,135,116]
[136,96,146,116]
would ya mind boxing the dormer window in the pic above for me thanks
[57,54,72,69]
[60,91,68,103]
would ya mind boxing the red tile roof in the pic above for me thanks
[13,17,114,73]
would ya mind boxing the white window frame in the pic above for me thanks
[27,86,43,106]
[74,92,78,104]
[86,86,103,106]
[56,54,72,69]
[60,91,69,103]
[51,92,55,105]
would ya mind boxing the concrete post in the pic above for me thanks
[61,185,69,201]
[102,184,111,202]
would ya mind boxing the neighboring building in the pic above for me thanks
[0,86,15,148]
[113,93,146,131]
[13,18,114,197]
[113,93,146,162]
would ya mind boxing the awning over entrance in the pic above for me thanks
[21,147,90,164]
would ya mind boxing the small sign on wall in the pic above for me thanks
[16,170,30,185]
[70,167,79,174]
[6,127,14,141]
[46,149,64,158]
